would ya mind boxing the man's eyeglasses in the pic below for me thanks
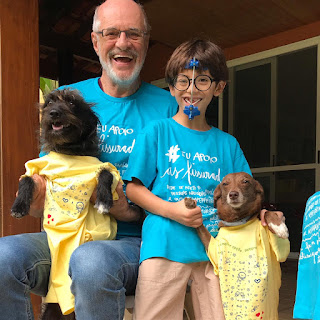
[173,74,216,91]
[95,28,148,41]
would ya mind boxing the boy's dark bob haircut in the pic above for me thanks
[165,38,229,87]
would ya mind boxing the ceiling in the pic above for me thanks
[39,0,320,83]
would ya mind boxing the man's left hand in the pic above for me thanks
[90,182,142,222]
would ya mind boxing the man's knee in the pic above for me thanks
[0,233,50,287]
[0,239,19,279]
[69,241,123,281]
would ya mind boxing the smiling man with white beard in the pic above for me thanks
[0,1,177,319]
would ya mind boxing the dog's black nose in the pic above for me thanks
[229,191,239,200]
[50,109,61,118]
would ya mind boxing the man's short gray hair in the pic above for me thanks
[92,0,151,33]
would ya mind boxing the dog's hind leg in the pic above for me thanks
[11,176,35,218]
[94,168,114,214]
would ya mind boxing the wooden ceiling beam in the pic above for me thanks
[40,31,98,62]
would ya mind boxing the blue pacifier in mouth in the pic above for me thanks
[184,57,200,120]
[184,105,200,120]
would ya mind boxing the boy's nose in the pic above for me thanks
[186,80,199,93]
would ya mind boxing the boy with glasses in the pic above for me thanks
[124,38,251,319]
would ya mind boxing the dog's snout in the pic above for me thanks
[50,109,61,118]
[229,191,239,200]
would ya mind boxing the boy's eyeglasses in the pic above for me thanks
[95,28,148,41]
[173,74,216,91]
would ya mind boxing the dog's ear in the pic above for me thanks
[254,179,264,200]
[213,184,222,208]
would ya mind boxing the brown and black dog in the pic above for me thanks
[185,172,289,249]
[12,89,120,320]
[185,172,290,319]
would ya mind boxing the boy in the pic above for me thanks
[124,39,251,319]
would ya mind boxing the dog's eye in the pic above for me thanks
[222,182,228,186]
[69,101,74,105]
[43,101,53,108]
[243,180,249,184]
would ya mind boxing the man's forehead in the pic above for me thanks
[98,3,145,30]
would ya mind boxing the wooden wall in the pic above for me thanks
[0,2,41,235]
[224,20,320,61]
[0,1,42,317]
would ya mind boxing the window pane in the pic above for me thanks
[205,96,218,127]
[276,47,317,165]
[255,170,314,252]
[253,174,271,205]
[234,64,271,168]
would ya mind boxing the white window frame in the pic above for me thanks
[226,36,320,191]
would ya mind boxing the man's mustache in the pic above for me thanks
[108,49,138,59]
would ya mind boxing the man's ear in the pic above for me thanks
[91,32,99,55]
[213,81,226,97]
[213,184,222,208]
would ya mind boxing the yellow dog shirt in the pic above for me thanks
[23,151,120,315]
[207,218,290,320]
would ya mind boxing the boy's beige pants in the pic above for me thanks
[133,258,225,320]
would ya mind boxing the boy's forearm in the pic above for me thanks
[126,180,203,228]
[126,180,170,218]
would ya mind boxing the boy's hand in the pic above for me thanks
[168,199,203,228]
[28,174,46,218]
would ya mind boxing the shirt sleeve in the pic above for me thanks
[207,237,219,275]
[268,231,290,262]
[123,123,158,189]
[23,158,43,176]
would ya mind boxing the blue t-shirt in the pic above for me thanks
[123,118,251,263]
[294,192,320,319]
[61,78,177,238]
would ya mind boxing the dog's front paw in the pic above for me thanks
[94,201,112,214]
[184,197,196,209]
[11,201,29,219]
[268,221,289,239]
[265,211,289,239]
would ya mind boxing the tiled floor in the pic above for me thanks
[279,258,299,320]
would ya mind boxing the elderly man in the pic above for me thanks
[0,0,177,319]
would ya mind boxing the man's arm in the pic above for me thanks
[107,182,142,222]
[126,178,203,228]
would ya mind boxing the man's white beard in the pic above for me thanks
[99,55,144,88]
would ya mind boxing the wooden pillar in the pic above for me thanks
[0,0,41,236]
[0,1,42,317]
